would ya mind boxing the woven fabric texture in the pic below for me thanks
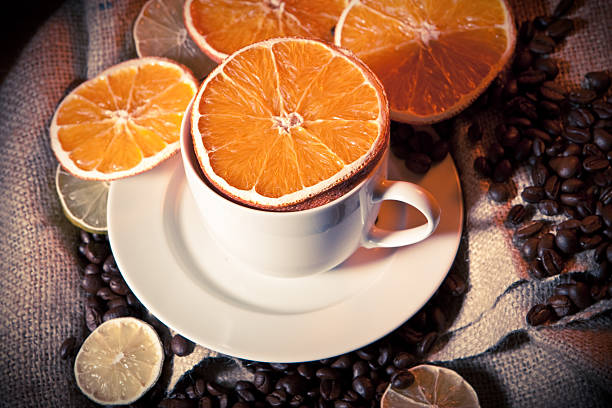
[0,0,610,407]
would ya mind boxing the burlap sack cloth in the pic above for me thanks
[0,1,610,407]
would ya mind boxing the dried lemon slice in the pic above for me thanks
[74,317,164,405]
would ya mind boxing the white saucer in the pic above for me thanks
[108,152,463,363]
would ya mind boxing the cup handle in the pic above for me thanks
[363,179,441,248]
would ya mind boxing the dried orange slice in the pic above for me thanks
[381,365,480,408]
[184,0,347,62]
[335,0,516,124]
[191,38,389,211]
[50,57,197,181]
[74,317,164,405]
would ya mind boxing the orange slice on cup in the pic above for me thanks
[50,57,197,181]
[190,38,389,211]
[335,0,516,123]
[183,0,348,62]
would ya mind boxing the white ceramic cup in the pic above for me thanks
[180,104,441,277]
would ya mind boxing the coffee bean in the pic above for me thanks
[534,15,554,30]
[80,230,92,244]
[560,193,583,207]
[467,121,482,142]
[85,304,102,332]
[351,377,374,400]
[81,274,104,295]
[267,389,289,406]
[583,143,604,158]
[547,18,574,40]
[540,81,566,102]
[583,156,609,172]
[547,295,573,318]
[506,204,528,227]
[488,182,511,202]
[405,153,431,174]
[391,371,415,389]
[567,108,595,128]
[96,287,119,301]
[320,380,342,401]
[493,160,513,182]
[83,263,100,276]
[276,375,307,395]
[103,305,130,322]
[539,199,560,216]
[533,58,559,79]
[581,215,603,234]
[60,336,77,359]
[513,48,534,72]
[584,71,611,94]
[316,367,341,381]
[109,277,131,296]
[84,241,109,264]
[526,304,553,326]
[107,297,127,310]
[441,273,467,296]
[522,186,545,203]
[553,0,574,17]
[516,221,544,238]
[564,126,591,144]
[254,372,273,394]
[518,69,547,86]
[541,249,564,276]
[568,282,593,309]
[569,89,597,105]
[528,260,548,279]
[529,34,556,54]
[416,331,437,356]
[500,126,520,147]
[541,119,563,137]
[549,156,581,178]
[513,138,533,161]
[555,229,579,254]
[171,334,195,357]
[521,237,540,261]
[592,101,612,121]
[594,128,612,151]
[539,100,561,117]
[102,255,119,274]
[487,142,505,164]
[557,219,582,230]
[518,20,535,43]
[580,234,603,250]
[561,178,585,193]
[430,140,449,162]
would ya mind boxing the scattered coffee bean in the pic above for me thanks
[516,221,545,239]
[547,18,574,40]
[488,182,511,202]
[60,336,77,360]
[547,295,573,318]
[171,334,195,357]
[526,304,552,326]
[584,71,611,94]
[529,34,556,54]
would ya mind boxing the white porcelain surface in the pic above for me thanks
[108,149,463,362]
[181,103,440,277]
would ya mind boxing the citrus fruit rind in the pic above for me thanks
[191,37,389,211]
[55,164,109,234]
[50,57,197,181]
[133,0,217,79]
[183,0,348,63]
[335,0,516,124]
[74,317,164,406]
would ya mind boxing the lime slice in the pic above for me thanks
[381,364,480,408]
[133,0,216,79]
[55,164,109,234]
[74,317,164,405]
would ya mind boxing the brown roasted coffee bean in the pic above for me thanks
[493,160,513,182]
[467,121,482,142]
[488,182,511,202]
[254,371,273,394]
[533,138,546,157]
[553,0,574,17]
[316,367,341,380]
[539,100,561,117]
[580,234,603,249]
[593,101,612,120]
[80,230,92,244]
[352,377,374,400]
[555,229,579,254]
[107,297,127,310]
[171,334,195,357]
[505,116,532,128]
[567,108,595,128]
[84,241,109,264]
[557,219,582,230]
[583,156,609,172]
[549,156,581,178]
[585,71,611,94]
[506,96,537,119]
[583,143,604,158]
[430,140,449,162]
[391,371,415,390]
[320,380,342,401]
[528,260,548,279]
[540,81,565,102]
[537,233,555,257]
[541,119,562,137]
[500,126,520,147]
[109,277,130,296]
[564,127,591,144]
[561,178,585,193]
[529,34,555,54]
[560,193,583,207]
[81,274,104,295]
[518,69,547,86]
[276,375,307,395]
[601,187,612,205]
[85,304,102,332]
[442,272,467,296]
[533,58,559,79]
[331,355,352,370]
[546,18,574,40]
[513,138,533,161]
[516,221,544,238]
[541,249,564,276]
[521,237,540,261]
[513,48,534,72]
[60,336,77,359]
[562,143,582,157]
[531,163,549,187]
[544,176,561,200]
[539,200,560,216]
[487,142,505,163]
[546,140,566,157]
[96,287,119,301]
[102,255,119,274]
[526,304,552,326]
[581,215,603,234]
[518,20,535,43]
[533,15,554,30]
[416,332,437,356]
[102,305,129,322]
[594,128,612,151]
[83,263,100,275]
[602,205,612,227]
[547,295,573,317]
[569,89,597,105]
[522,186,545,203]
[568,282,593,309]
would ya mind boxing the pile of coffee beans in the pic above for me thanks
[389,121,451,175]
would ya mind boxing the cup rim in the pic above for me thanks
[180,99,386,217]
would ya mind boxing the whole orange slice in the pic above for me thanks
[191,38,389,211]
[335,0,516,124]
[50,57,197,181]
[183,0,347,62]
